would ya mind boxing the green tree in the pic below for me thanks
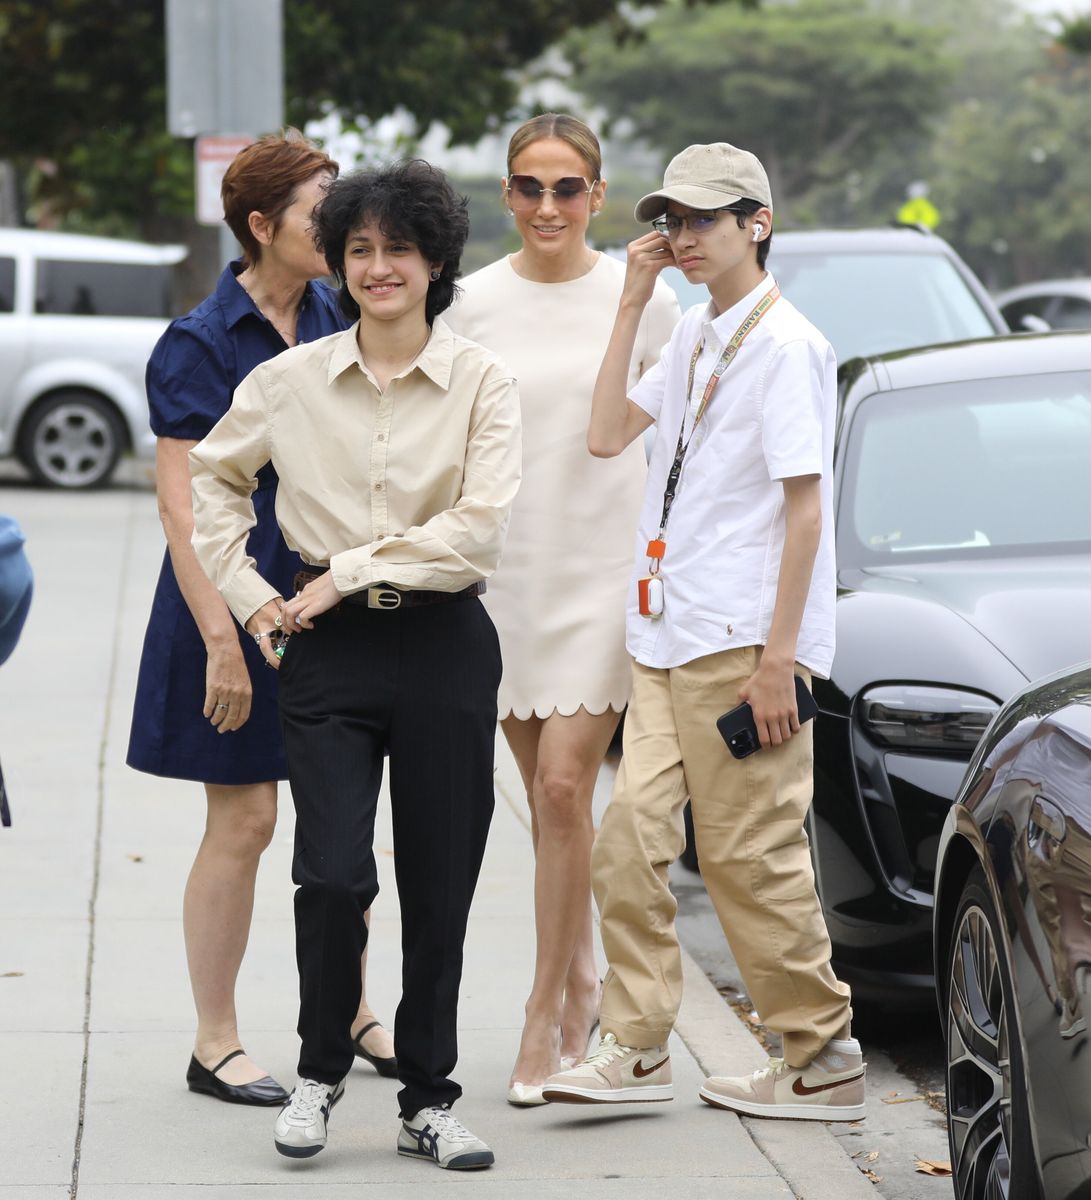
[0,0,755,234]
[1058,14,1091,55]
[568,0,952,223]
[285,0,757,144]
[927,48,1091,285]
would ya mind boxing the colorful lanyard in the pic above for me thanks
[647,284,780,574]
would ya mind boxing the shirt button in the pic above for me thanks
[374,482,383,491]
[377,433,386,442]
[351,575,359,583]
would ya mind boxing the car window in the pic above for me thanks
[1001,296,1052,331]
[768,251,996,363]
[35,258,173,318]
[1051,297,1091,331]
[0,257,14,313]
[839,370,1091,563]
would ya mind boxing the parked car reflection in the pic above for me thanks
[808,330,1091,1003]
[934,661,1091,1200]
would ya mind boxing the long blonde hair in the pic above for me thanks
[506,113,602,181]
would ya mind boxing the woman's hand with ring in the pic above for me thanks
[203,636,254,731]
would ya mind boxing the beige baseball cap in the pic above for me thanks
[635,142,772,222]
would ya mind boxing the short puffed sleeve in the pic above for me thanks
[145,318,233,441]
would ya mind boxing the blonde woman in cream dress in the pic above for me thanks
[448,113,678,1105]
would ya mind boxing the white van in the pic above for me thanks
[0,228,187,488]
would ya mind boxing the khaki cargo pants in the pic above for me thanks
[592,645,851,1068]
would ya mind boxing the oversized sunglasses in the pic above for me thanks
[506,175,598,210]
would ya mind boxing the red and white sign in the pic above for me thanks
[195,134,253,226]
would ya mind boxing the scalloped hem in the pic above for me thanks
[501,698,629,722]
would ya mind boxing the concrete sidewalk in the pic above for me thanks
[0,479,876,1198]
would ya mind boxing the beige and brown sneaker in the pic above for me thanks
[699,1037,865,1121]
[541,1033,673,1104]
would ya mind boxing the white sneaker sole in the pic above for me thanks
[541,1082,674,1104]
[398,1143,495,1170]
[698,1086,865,1122]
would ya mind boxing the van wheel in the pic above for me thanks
[18,392,125,489]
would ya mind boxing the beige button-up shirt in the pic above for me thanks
[189,318,522,626]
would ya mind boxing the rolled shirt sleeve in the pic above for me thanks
[189,367,281,626]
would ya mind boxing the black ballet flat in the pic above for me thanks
[352,1020,399,1079]
[186,1049,290,1106]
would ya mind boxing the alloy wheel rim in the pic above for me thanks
[947,903,1013,1200]
[32,403,115,486]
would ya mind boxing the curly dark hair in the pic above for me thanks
[314,160,470,324]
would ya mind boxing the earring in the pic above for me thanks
[505,208,515,218]
[590,209,601,219]
[429,269,441,281]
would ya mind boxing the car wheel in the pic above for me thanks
[944,864,1040,1200]
[18,392,125,489]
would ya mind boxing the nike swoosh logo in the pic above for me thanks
[792,1072,864,1097]
[633,1055,670,1078]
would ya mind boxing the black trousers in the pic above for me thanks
[277,596,500,1116]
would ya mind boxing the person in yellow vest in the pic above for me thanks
[897,180,940,230]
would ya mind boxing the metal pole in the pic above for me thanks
[217,3,238,269]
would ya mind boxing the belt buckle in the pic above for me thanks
[367,586,403,610]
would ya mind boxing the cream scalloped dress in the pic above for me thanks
[447,253,680,720]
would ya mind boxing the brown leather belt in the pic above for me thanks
[293,570,485,611]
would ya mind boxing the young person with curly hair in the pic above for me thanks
[189,160,521,1170]
[128,130,396,1105]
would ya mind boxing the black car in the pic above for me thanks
[933,661,1091,1200]
[661,225,1007,363]
[809,330,1091,1003]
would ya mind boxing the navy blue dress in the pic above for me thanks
[126,263,348,784]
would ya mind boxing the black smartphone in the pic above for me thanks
[716,675,819,759]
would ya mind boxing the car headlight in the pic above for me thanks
[859,685,999,752]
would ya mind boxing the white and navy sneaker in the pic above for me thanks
[273,1077,345,1158]
[398,1104,494,1170]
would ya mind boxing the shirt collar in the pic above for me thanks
[326,317,456,391]
[217,261,257,330]
[703,272,778,342]
[218,259,323,332]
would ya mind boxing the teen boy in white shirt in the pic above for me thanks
[542,143,864,1120]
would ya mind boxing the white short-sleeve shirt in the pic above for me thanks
[627,273,838,676]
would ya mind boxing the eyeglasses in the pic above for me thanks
[506,175,598,211]
[651,207,742,237]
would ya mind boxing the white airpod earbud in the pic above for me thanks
[752,223,764,242]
